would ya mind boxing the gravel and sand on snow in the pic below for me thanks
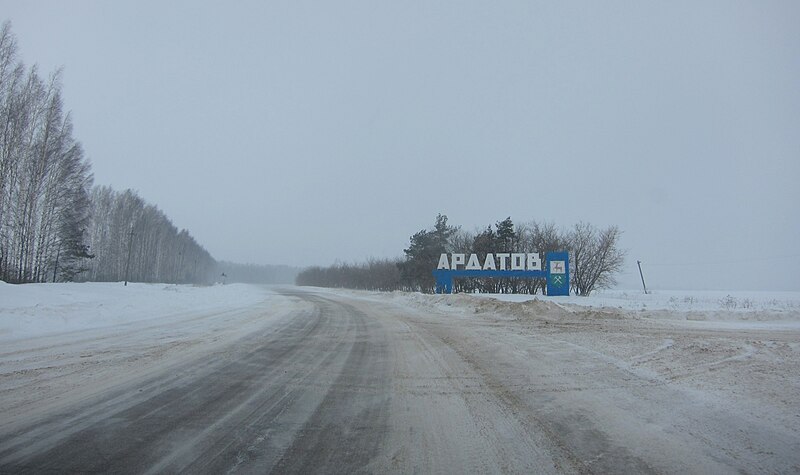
[1,282,799,473]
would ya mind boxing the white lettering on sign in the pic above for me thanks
[527,253,542,271]
[497,253,510,270]
[550,260,565,274]
[437,252,547,271]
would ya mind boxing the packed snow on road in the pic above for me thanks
[1,282,799,473]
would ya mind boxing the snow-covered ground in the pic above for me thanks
[4,283,797,342]
[478,289,800,313]
[313,285,800,471]
[0,282,299,435]
[1,283,799,472]
[457,289,800,330]
[0,281,267,342]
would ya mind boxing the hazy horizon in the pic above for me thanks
[3,1,798,290]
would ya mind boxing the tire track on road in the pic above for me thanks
[0,290,393,474]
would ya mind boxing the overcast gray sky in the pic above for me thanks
[3,1,799,290]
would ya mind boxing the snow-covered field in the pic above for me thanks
[0,281,267,342]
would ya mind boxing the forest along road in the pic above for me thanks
[0,287,798,474]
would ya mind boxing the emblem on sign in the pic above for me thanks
[550,261,565,274]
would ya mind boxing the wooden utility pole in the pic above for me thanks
[637,260,648,294]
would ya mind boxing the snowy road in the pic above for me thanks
[1,286,798,473]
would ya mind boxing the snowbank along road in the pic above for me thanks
[0,285,798,473]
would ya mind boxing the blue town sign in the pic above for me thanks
[432,251,570,296]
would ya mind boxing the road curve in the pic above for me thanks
[1,287,797,473]
[0,289,395,473]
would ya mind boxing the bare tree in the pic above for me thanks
[82,187,215,284]
[0,23,215,284]
[0,25,95,283]
[568,222,625,296]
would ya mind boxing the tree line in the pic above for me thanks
[297,215,625,296]
[0,22,215,284]
[77,186,215,284]
[295,258,401,291]
[0,23,94,283]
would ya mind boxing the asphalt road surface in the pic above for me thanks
[0,287,797,473]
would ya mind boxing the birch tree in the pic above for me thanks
[82,187,215,284]
[0,23,94,282]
